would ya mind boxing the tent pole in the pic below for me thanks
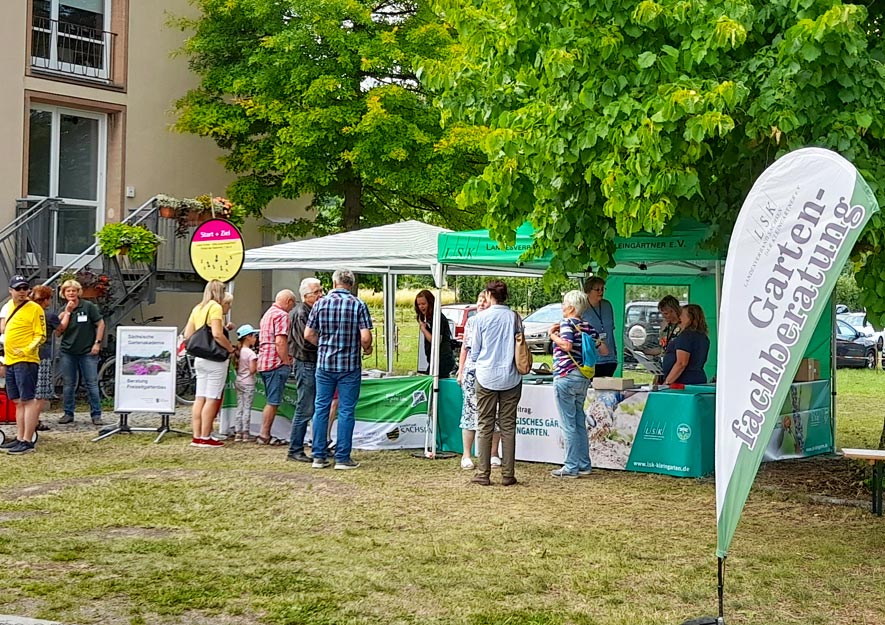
[383,274,397,373]
[830,296,837,447]
[428,264,444,458]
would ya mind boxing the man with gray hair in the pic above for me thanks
[256,289,296,445]
[286,278,323,462]
[305,270,373,470]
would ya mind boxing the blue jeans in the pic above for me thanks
[311,368,361,462]
[288,360,316,456]
[554,369,591,474]
[61,352,101,418]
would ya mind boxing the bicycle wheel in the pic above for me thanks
[175,357,195,405]
[98,357,116,401]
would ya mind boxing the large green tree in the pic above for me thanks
[424,0,885,318]
[174,0,484,235]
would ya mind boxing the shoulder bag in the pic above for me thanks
[513,311,533,375]
[566,319,597,379]
[186,305,229,362]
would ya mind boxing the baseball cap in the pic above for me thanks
[236,324,259,340]
[9,275,29,289]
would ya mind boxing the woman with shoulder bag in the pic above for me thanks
[183,280,236,448]
[548,290,606,478]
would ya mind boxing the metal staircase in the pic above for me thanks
[0,197,167,334]
[0,198,61,289]
[41,197,160,332]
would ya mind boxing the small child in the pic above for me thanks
[233,324,259,442]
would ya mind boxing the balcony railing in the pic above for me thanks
[31,16,116,82]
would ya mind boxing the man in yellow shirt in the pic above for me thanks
[2,276,46,455]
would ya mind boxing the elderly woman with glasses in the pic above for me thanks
[581,277,618,377]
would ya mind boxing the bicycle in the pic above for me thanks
[96,316,196,406]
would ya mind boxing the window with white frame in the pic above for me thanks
[28,104,107,264]
[31,0,114,80]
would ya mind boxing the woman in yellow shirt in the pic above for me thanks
[183,280,236,447]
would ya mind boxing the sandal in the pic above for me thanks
[255,435,286,446]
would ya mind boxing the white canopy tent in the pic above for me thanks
[241,220,547,456]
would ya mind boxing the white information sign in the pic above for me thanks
[113,326,178,414]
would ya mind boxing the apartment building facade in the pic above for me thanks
[0,0,297,329]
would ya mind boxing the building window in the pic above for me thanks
[31,0,115,81]
[27,104,107,265]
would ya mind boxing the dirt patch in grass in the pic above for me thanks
[88,526,179,540]
[754,454,871,504]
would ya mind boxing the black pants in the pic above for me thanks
[594,362,617,378]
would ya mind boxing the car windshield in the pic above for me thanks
[524,304,561,323]
[440,309,461,323]
[841,313,866,328]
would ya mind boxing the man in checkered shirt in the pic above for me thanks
[305,270,373,470]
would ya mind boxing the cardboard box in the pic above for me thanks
[592,377,634,391]
[793,358,820,382]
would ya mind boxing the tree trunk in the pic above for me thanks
[342,173,362,232]
[879,415,885,450]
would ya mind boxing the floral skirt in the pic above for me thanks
[35,358,54,400]
[459,369,478,431]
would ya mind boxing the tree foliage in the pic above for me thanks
[174,0,485,234]
[424,0,885,320]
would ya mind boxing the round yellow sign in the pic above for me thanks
[188,219,245,283]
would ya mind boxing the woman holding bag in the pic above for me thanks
[548,290,604,478]
[184,280,236,447]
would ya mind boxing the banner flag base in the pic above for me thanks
[680,557,726,625]
[410,451,457,460]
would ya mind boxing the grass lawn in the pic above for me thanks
[0,372,883,625]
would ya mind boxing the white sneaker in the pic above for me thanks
[491,456,502,467]
[460,457,475,470]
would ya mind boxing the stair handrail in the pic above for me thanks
[41,196,159,288]
[0,197,59,241]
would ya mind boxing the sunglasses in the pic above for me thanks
[12,286,30,292]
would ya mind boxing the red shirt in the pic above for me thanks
[258,303,289,372]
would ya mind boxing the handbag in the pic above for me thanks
[567,320,597,379]
[513,312,533,375]
[186,305,229,362]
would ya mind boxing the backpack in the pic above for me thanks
[567,319,598,379]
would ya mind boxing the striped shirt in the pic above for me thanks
[258,303,290,372]
[306,289,373,373]
[553,317,598,377]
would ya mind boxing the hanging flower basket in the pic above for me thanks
[159,206,177,219]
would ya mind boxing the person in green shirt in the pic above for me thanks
[55,279,105,426]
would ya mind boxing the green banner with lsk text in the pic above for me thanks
[221,373,434,450]
[716,148,879,558]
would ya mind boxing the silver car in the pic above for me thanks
[522,303,561,354]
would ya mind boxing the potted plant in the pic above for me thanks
[59,269,112,301]
[95,223,165,264]
[155,194,181,219]
[211,196,246,230]
[173,198,207,237]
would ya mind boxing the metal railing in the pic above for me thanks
[129,207,198,274]
[0,198,60,289]
[31,16,116,82]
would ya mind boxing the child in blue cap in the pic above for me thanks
[233,324,259,441]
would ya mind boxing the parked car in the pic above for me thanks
[835,319,877,369]
[440,304,478,343]
[836,311,884,351]
[522,303,561,354]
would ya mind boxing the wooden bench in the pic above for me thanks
[842,448,885,516]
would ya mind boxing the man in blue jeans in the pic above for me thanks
[55,279,105,426]
[305,269,373,470]
[286,277,323,462]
